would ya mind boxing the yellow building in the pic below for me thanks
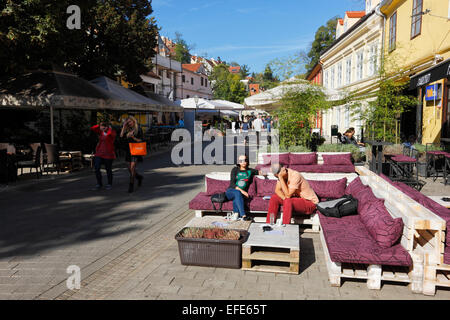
[380,0,450,144]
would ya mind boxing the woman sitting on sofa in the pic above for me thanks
[226,154,266,221]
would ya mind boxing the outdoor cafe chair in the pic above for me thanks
[444,153,450,186]
[17,145,42,179]
[43,143,62,175]
[425,143,447,182]
[387,148,424,190]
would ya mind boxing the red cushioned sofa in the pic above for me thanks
[318,176,424,293]
[255,152,356,174]
[189,173,355,232]
[378,174,450,295]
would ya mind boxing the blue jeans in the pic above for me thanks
[225,188,246,217]
[94,156,113,186]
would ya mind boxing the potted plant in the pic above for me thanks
[175,227,249,269]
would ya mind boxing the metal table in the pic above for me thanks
[364,140,393,175]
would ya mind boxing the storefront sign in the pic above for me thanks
[410,59,450,89]
[425,84,440,101]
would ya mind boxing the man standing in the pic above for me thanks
[252,115,263,147]
[266,163,318,225]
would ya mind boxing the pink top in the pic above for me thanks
[286,169,319,204]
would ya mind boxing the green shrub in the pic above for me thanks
[413,143,443,153]
[318,144,365,162]
[288,145,312,152]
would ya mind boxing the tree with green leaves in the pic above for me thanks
[274,81,331,148]
[173,32,193,64]
[305,17,338,72]
[238,64,250,79]
[210,64,247,103]
[347,55,418,143]
[0,0,158,84]
[269,50,309,81]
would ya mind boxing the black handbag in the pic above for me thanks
[210,192,228,212]
[316,195,358,218]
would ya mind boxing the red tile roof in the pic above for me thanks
[346,11,365,18]
[182,63,202,73]
[338,18,344,25]
[229,66,241,73]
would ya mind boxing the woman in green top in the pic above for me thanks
[225,154,265,221]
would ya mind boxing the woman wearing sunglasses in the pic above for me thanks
[225,155,266,221]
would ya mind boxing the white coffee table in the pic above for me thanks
[242,223,300,274]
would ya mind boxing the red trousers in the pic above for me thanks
[266,194,317,225]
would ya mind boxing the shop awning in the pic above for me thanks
[409,58,450,90]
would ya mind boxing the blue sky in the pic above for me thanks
[151,0,365,75]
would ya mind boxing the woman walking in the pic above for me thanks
[91,121,116,190]
[226,154,266,221]
[120,116,144,193]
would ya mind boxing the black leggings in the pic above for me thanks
[94,156,113,186]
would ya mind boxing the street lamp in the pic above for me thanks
[194,95,199,121]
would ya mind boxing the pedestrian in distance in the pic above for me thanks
[91,121,117,190]
[241,116,250,145]
[252,115,263,147]
[120,116,144,193]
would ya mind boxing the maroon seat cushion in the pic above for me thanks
[382,174,450,239]
[322,153,353,165]
[391,155,416,163]
[262,153,290,165]
[307,178,347,199]
[255,178,278,197]
[255,164,271,172]
[288,164,355,173]
[205,177,230,195]
[345,177,365,196]
[248,180,257,197]
[427,151,447,155]
[289,153,317,165]
[319,213,412,266]
[249,197,271,212]
[353,186,378,213]
[445,246,450,265]
[189,192,251,211]
[359,199,404,248]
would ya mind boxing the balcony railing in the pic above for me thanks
[152,54,182,72]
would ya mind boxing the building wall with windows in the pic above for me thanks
[381,0,450,77]
[176,64,213,100]
[320,8,383,140]
[381,0,450,144]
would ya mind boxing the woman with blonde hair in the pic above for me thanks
[120,116,144,193]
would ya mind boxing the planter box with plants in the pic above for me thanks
[175,227,249,269]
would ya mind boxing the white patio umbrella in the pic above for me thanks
[244,79,343,110]
[210,99,245,110]
[175,97,216,109]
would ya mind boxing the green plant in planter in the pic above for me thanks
[318,144,365,162]
[288,145,312,152]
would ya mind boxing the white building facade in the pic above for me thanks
[176,63,213,100]
[140,35,182,100]
[321,1,383,141]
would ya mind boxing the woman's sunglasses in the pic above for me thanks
[238,158,248,163]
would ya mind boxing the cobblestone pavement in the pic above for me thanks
[1,145,450,300]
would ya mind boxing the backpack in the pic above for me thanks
[210,192,228,212]
[316,195,358,218]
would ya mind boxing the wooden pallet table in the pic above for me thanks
[424,256,450,295]
[242,223,300,274]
